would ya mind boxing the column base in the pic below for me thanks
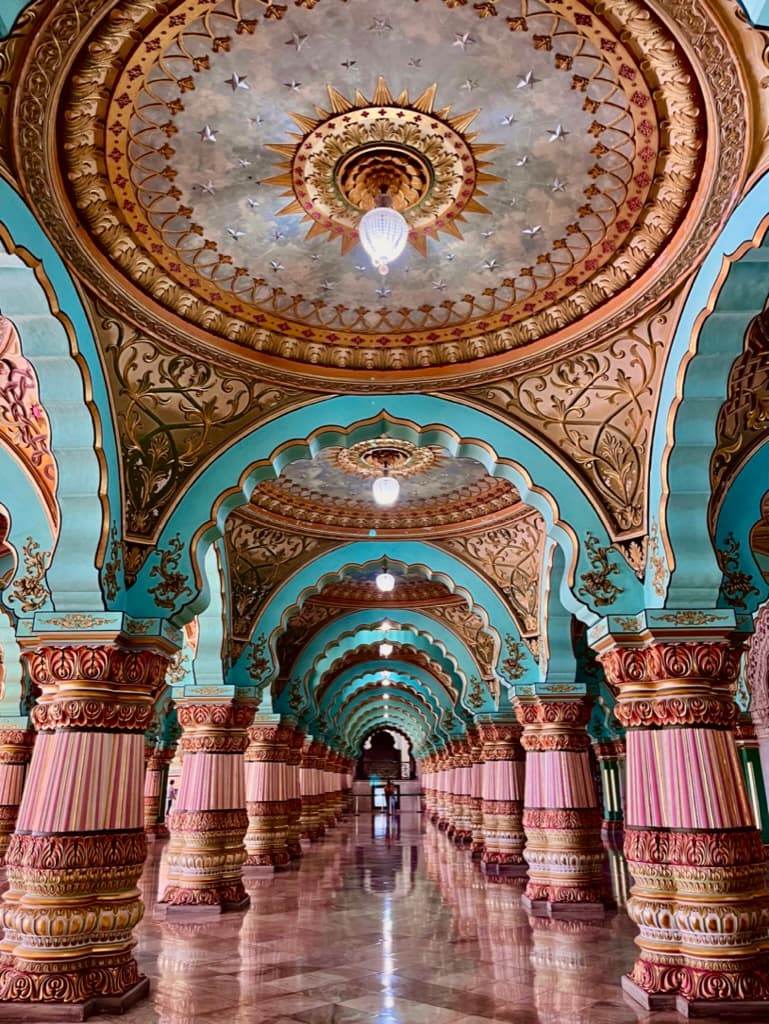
[481,860,528,878]
[622,976,769,1019]
[0,976,149,1022]
[163,893,250,916]
[145,826,169,841]
[522,894,604,919]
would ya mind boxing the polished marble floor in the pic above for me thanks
[73,815,754,1022]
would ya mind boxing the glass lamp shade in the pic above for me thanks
[359,205,409,275]
[375,570,395,593]
[379,642,393,657]
[372,474,400,506]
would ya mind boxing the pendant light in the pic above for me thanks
[359,191,409,276]
[375,557,395,593]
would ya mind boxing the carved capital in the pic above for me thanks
[515,698,592,750]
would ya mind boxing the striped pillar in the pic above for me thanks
[161,701,255,911]
[286,726,304,858]
[0,639,170,1015]
[144,746,174,839]
[299,738,324,841]
[594,739,625,841]
[450,739,473,845]
[243,719,293,868]
[479,721,527,877]
[598,632,769,1012]
[517,698,605,913]
[468,729,485,858]
[0,730,34,866]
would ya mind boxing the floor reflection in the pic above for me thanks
[80,814,736,1024]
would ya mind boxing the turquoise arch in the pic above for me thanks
[320,666,457,728]
[0,2,27,35]
[714,440,769,616]
[126,398,644,622]
[341,695,441,752]
[649,177,769,608]
[317,678,448,749]
[0,183,119,610]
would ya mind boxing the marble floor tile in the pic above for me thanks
[14,814,766,1024]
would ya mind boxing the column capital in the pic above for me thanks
[515,696,592,751]
[176,700,257,754]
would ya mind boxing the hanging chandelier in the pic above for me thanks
[372,467,400,507]
[375,558,395,593]
[358,191,409,276]
[379,642,393,658]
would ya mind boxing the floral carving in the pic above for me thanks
[466,675,486,710]
[501,636,527,682]
[101,523,123,603]
[423,600,499,685]
[440,509,544,637]
[246,635,271,686]
[647,519,668,599]
[579,532,625,607]
[9,536,51,612]
[0,316,58,523]
[716,532,760,610]
[147,532,192,611]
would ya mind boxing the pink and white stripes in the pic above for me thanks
[177,752,245,812]
[16,731,144,833]
[524,751,597,809]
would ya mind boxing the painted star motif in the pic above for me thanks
[227,227,245,239]
[500,114,517,126]
[481,229,494,238]
[453,32,476,50]
[376,286,392,298]
[309,254,322,262]
[249,115,264,127]
[271,229,285,242]
[197,181,216,195]
[354,265,367,272]
[432,279,447,291]
[522,225,542,237]
[460,79,479,91]
[341,58,357,70]
[408,57,422,68]
[368,17,392,33]
[247,198,260,209]
[197,125,218,143]
[238,158,252,168]
[483,258,499,271]
[547,124,570,142]
[444,252,457,262]
[320,280,336,292]
[284,80,302,92]
[515,154,529,167]
[286,32,308,52]
[270,260,285,272]
[224,73,249,91]
[551,178,567,193]
[517,70,540,89]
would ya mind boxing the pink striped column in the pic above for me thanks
[0,730,34,865]
[161,701,255,911]
[598,631,769,1012]
[479,722,527,877]
[144,746,174,840]
[243,719,293,868]
[516,698,605,913]
[468,729,484,858]
[299,739,324,841]
[286,727,304,858]
[0,639,170,1017]
[450,740,473,845]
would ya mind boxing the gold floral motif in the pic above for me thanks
[648,519,668,599]
[147,532,192,611]
[166,648,189,685]
[422,601,498,683]
[439,507,545,638]
[44,614,112,629]
[101,523,122,603]
[654,611,722,626]
[247,635,270,686]
[467,675,487,710]
[579,532,625,608]
[9,536,51,612]
[716,532,760,610]
[502,636,526,682]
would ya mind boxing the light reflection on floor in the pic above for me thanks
[12,813,746,1023]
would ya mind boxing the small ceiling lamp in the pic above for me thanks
[372,468,400,507]
[375,557,395,593]
[379,642,393,658]
[383,694,390,700]
[359,190,409,276]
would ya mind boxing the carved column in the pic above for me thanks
[516,698,605,914]
[450,740,473,844]
[468,728,485,858]
[596,622,769,1013]
[160,701,254,911]
[437,748,453,832]
[286,726,304,858]
[479,721,527,877]
[299,738,324,841]
[734,715,769,843]
[0,730,34,866]
[593,738,625,841]
[0,637,170,1017]
[243,718,292,868]
[144,746,173,840]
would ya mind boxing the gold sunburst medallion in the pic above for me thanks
[265,77,503,257]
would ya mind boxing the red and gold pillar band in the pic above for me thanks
[286,727,304,858]
[478,722,527,877]
[0,640,171,1017]
[597,631,769,1011]
[0,730,34,866]
[161,701,255,911]
[243,720,293,868]
[467,729,485,859]
[516,698,605,911]
[299,739,325,842]
[144,746,174,839]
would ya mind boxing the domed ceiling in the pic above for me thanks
[10,0,743,387]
